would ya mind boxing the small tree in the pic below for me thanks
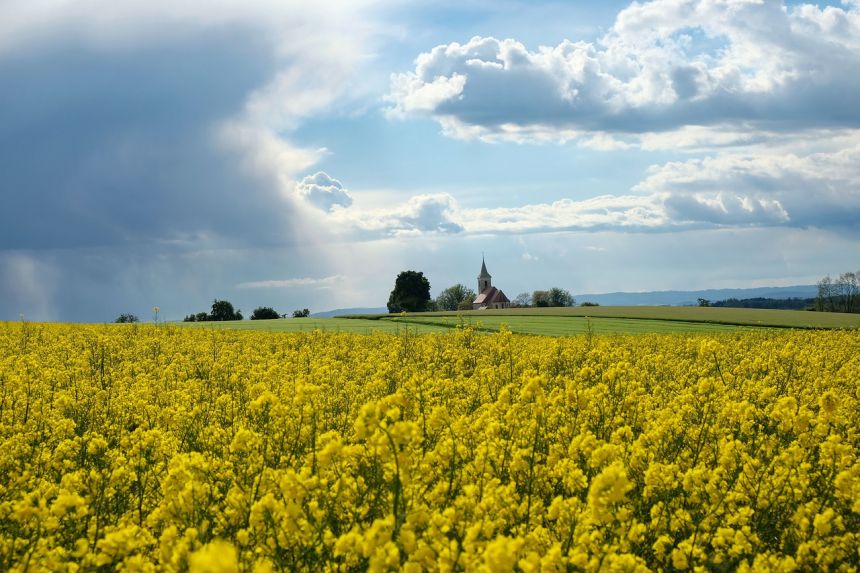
[115,313,139,323]
[182,314,196,322]
[196,312,209,322]
[513,292,532,308]
[549,287,575,307]
[697,298,711,307]
[292,308,310,318]
[210,299,242,321]
[836,271,859,313]
[436,284,476,311]
[818,271,860,313]
[817,276,836,312]
[251,306,280,320]
[387,271,431,313]
[532,290,550,307]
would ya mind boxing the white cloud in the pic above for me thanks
[318,186,667,237]
[330,193,464,235]
[295,172,353,211]
[635,143,860,229]
[237,275,344,288]
[388,1,860,144]
[462,195,668,233]
[318,136,860,237]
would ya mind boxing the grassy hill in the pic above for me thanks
[345,306,860,329]
[177,306,860,336]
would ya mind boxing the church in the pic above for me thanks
[472,257,511,310]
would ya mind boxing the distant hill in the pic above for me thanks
[311,307,388,318]
[574,285,818,307]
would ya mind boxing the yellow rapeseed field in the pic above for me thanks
[0,322,857,572]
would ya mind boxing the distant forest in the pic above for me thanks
[709,270,859,313]
[712,297,815,310]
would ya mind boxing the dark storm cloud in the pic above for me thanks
[0,29,304,250]
[0,0,376,322]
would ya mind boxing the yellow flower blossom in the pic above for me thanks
[0,323,856,571]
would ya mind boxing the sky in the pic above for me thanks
[2,0,859,321]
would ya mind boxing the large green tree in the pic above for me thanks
[548,287,575,307]
[209,299,243,321]
[436,283,476,311]
[387,271,432,313]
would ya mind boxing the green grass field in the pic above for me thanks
[348,306,860,329]
[176,306,860,336]
[381,314,741,335]
[177,317,449,334]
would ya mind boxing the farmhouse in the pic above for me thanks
[473,257,511,310]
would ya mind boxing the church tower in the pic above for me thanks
[478,256,492,293]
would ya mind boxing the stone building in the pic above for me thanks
[472,257,511,310]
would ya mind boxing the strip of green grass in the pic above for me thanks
[176,318,448,334]
[348,306,860,329]
[175,306,860,337]
[383,315,742,336]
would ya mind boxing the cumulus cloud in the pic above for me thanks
[636,144,860,229]
[321,187,772,237]
[320,137,860,237]
[331,193,464,235]
[316,188,667,237]
[388,0,860,143]
[296,172,353,211]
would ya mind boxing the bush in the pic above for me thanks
[292,309,310,318]
[580,301,600,307]
[251,307,280,320]
[115,313,139,323]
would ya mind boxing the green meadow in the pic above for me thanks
[368,305,860,329]
[178,306,860,336]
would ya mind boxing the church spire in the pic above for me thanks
[478,255,492,293]
[478,255,491,279]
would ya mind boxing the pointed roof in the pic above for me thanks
[474,287,509,305]
[478,256,492,279]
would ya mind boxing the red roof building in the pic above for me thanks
[473,257,511,310]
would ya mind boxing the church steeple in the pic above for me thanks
[478,255,492,293]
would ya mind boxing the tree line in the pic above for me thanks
[698,270,859,313]
[113,301,314,323]
[181,300,313,321]
[511,288,576,308]
[386,270,580,312]
[710,297,815,310]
